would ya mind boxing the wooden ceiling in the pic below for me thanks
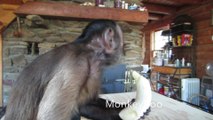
[143,0,206,22]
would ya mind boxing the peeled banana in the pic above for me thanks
[119,70,152,120]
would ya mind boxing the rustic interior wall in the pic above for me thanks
[143,0,213,79]
[2,16,145,105]
[177,1,213,78]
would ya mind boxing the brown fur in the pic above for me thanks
[4,20,123,120]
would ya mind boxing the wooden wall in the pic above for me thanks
[142,0,213,78]
[143,31,151,64]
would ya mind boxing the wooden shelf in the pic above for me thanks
[14,1,148,24]
[152,66,192,75]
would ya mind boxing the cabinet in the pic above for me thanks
[152,65,192,99]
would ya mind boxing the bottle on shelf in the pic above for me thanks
[181,57,185,67]
[95,0,104,6]
[114,0,121,8]
[124,3,128,9]
[175,59,180,67]
[121,1,125,9]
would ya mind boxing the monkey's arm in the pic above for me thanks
[79,98,125,120]
[36,71,81,120]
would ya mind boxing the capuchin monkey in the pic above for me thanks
[3,19,124,120]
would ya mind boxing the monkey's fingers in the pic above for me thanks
[129,99,136,105]
[144,107,151,115]
[138,107,151,120]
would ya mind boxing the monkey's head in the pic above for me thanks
[74,19,124,65]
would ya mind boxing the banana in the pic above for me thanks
[119,70,152,120]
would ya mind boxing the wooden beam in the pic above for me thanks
[0,0,23,5]
[145,3,177,15]
[15,1,148,24]
[165,0,204,4]
[152,66,192,75]
[143,16,173,31]
[149,13,163,21]
[0,34,2,107]
[0,8,17,32]
[0,4,19,10]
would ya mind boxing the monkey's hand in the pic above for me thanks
[119,70,152,120]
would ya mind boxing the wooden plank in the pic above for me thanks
[166,0,204,4]
[0,34,2,107]
[0,4,20,10]
[197,37,213,45]
[197,44,213,51]
[0,0,23,5]
[149,14,163,21]
[142,16,172,31]
[0,4,19,32]
[197,52,213,60]
[0,9,16,27]
[14,1,148,24]
[196,19,212,30]
[196,27,213,44]
[145,3,177,15]
[152,66,192,75]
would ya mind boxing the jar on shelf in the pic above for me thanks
[175,59,180,67]
[121,1,125,9]
[114,0,121,8]
[95,0,104,6]
[104,0,114,8]
[124,3,128,9]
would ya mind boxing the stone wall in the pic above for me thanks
[2,16,145,105]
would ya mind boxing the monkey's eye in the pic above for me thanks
[109,39,113,43]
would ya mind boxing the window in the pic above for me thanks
[152,30,169,51]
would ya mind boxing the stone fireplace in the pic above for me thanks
[2,11,145,105]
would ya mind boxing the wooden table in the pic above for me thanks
[82,92,213,120]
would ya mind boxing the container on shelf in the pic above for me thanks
[175,59,180,67]
[95,0,104,6]
[114,0,121,8]
[172,34,193,47]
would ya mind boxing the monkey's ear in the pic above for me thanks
[103,28,117,54]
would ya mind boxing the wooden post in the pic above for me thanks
[0,4,20,107]
[0,34,3,107]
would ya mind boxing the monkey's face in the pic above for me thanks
[102,24,124,65]
[79,20,124,65]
